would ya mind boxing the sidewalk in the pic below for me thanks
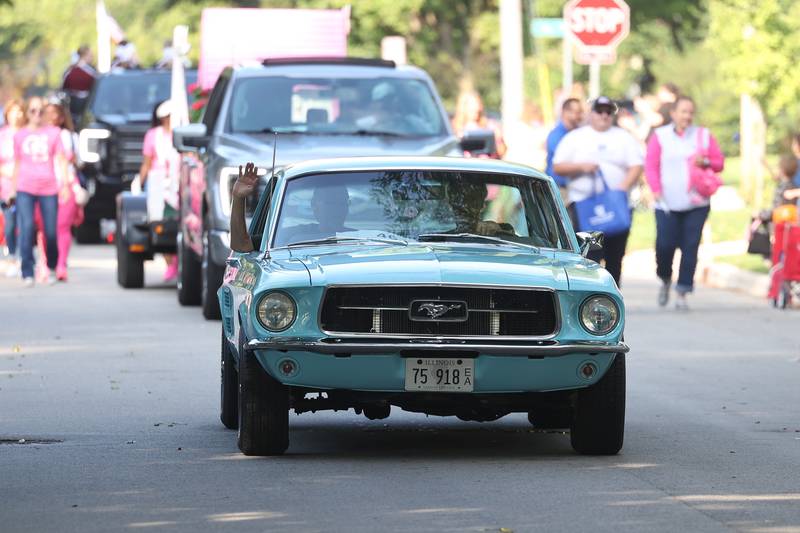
[623,240,770,299]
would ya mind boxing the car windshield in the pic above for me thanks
[228,76,447,137]
[271,171,571,250]
[91,71,198,116]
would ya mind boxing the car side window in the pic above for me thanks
[202,70,231,133]
[248,176,276,250]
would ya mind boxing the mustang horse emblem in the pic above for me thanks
[418,302,462,319]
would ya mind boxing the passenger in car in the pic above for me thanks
[230,162,258,253]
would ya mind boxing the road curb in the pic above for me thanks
[700,261,770,299]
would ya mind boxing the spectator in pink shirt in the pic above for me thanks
[139,100,180,282]
[645,95,725,310]
[45,102,84,281]
[1,99,25,277]
[9,96,69,287]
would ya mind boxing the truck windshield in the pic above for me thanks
[272,171,571,250]
[228,76,447,137]
[91,71,198,116]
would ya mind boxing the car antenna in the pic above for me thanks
[270,132,277,180]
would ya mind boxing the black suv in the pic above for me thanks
[173,58,485,319]
[76,69,196,242]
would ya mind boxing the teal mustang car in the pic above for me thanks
[218,156,628,456]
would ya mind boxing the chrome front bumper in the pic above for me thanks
[246,337,629,357]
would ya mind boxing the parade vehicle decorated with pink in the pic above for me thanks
[217,156,629,456]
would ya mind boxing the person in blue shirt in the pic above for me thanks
[546,98,583,196]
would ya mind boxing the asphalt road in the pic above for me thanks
[1,245,799,533]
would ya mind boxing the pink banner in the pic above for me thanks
[198,8,349,90]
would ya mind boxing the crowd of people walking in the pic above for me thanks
[0,96,87,285]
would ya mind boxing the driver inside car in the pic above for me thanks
[279,184,354,244]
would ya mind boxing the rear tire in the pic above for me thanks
[116,231,144,288]
[201,224,223,320]
[237,331,289,456]
[220,329,238,430]
[570,354,625,455]
[177,232,202,306]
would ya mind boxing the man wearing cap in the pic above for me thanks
[545,97,583,201]
[552,96,643,285]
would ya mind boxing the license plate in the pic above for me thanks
[404,358,474,392]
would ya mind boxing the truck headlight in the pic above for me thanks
[579,295,619,335]
[256,291,296,332]
[219,166,268,217]
[78,128,111,164]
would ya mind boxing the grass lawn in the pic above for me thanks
[715,253,771,274]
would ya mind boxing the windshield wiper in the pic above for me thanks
[286,236,408,248]
[350,129,407,137]
[417,233,539,251]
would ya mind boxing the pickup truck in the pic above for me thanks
[76,69,196,242]
[173,58,488,319]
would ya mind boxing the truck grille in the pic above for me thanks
[320,286,558,337]
[103,123,150,177]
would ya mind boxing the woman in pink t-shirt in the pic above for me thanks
[139,100,180,282]
[45,102,84,281]
[1,99,25,276]
[9,96,68,286]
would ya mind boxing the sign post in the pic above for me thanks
[563,0,630,98]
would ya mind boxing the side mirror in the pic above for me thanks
[459,128,497,157]
[173,123,209,153]
[576,231,604,257]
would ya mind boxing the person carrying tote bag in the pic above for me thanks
[574,169,632,237]
[553,96,644,286]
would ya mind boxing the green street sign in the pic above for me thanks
[531,18,564,39]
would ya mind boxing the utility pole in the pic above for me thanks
[500,0,524,143]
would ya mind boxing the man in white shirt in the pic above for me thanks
[553,96,643,285]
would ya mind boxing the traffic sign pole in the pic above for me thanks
[589,59,600,99]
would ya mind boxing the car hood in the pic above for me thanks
[217,132,458,164]
[292,244,570,290]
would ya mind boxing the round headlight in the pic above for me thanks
[257,291,296,332]
[580,295,619,335]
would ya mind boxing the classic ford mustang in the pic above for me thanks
[218,156,628,456]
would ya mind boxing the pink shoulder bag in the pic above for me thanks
[688,127,722,198]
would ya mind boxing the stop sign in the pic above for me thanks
[564,0,630,50]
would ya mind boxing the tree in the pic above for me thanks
[706,0,800,147]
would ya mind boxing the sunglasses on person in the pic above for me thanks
[27,107,42,115]
[593,107,615,116]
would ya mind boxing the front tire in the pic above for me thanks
[570,354,626,455]
[116,231,144,288]
[201,224,223,320]
[220,329,238,429]
[177,232,202,306]
[237,332,289,456]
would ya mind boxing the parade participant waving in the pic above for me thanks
[9,96,68,287]
[139,100,180,281]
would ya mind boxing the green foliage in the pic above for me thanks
[706,0,800,148]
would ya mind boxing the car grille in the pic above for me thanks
[103,123,150,177]
[320,286,558,337]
